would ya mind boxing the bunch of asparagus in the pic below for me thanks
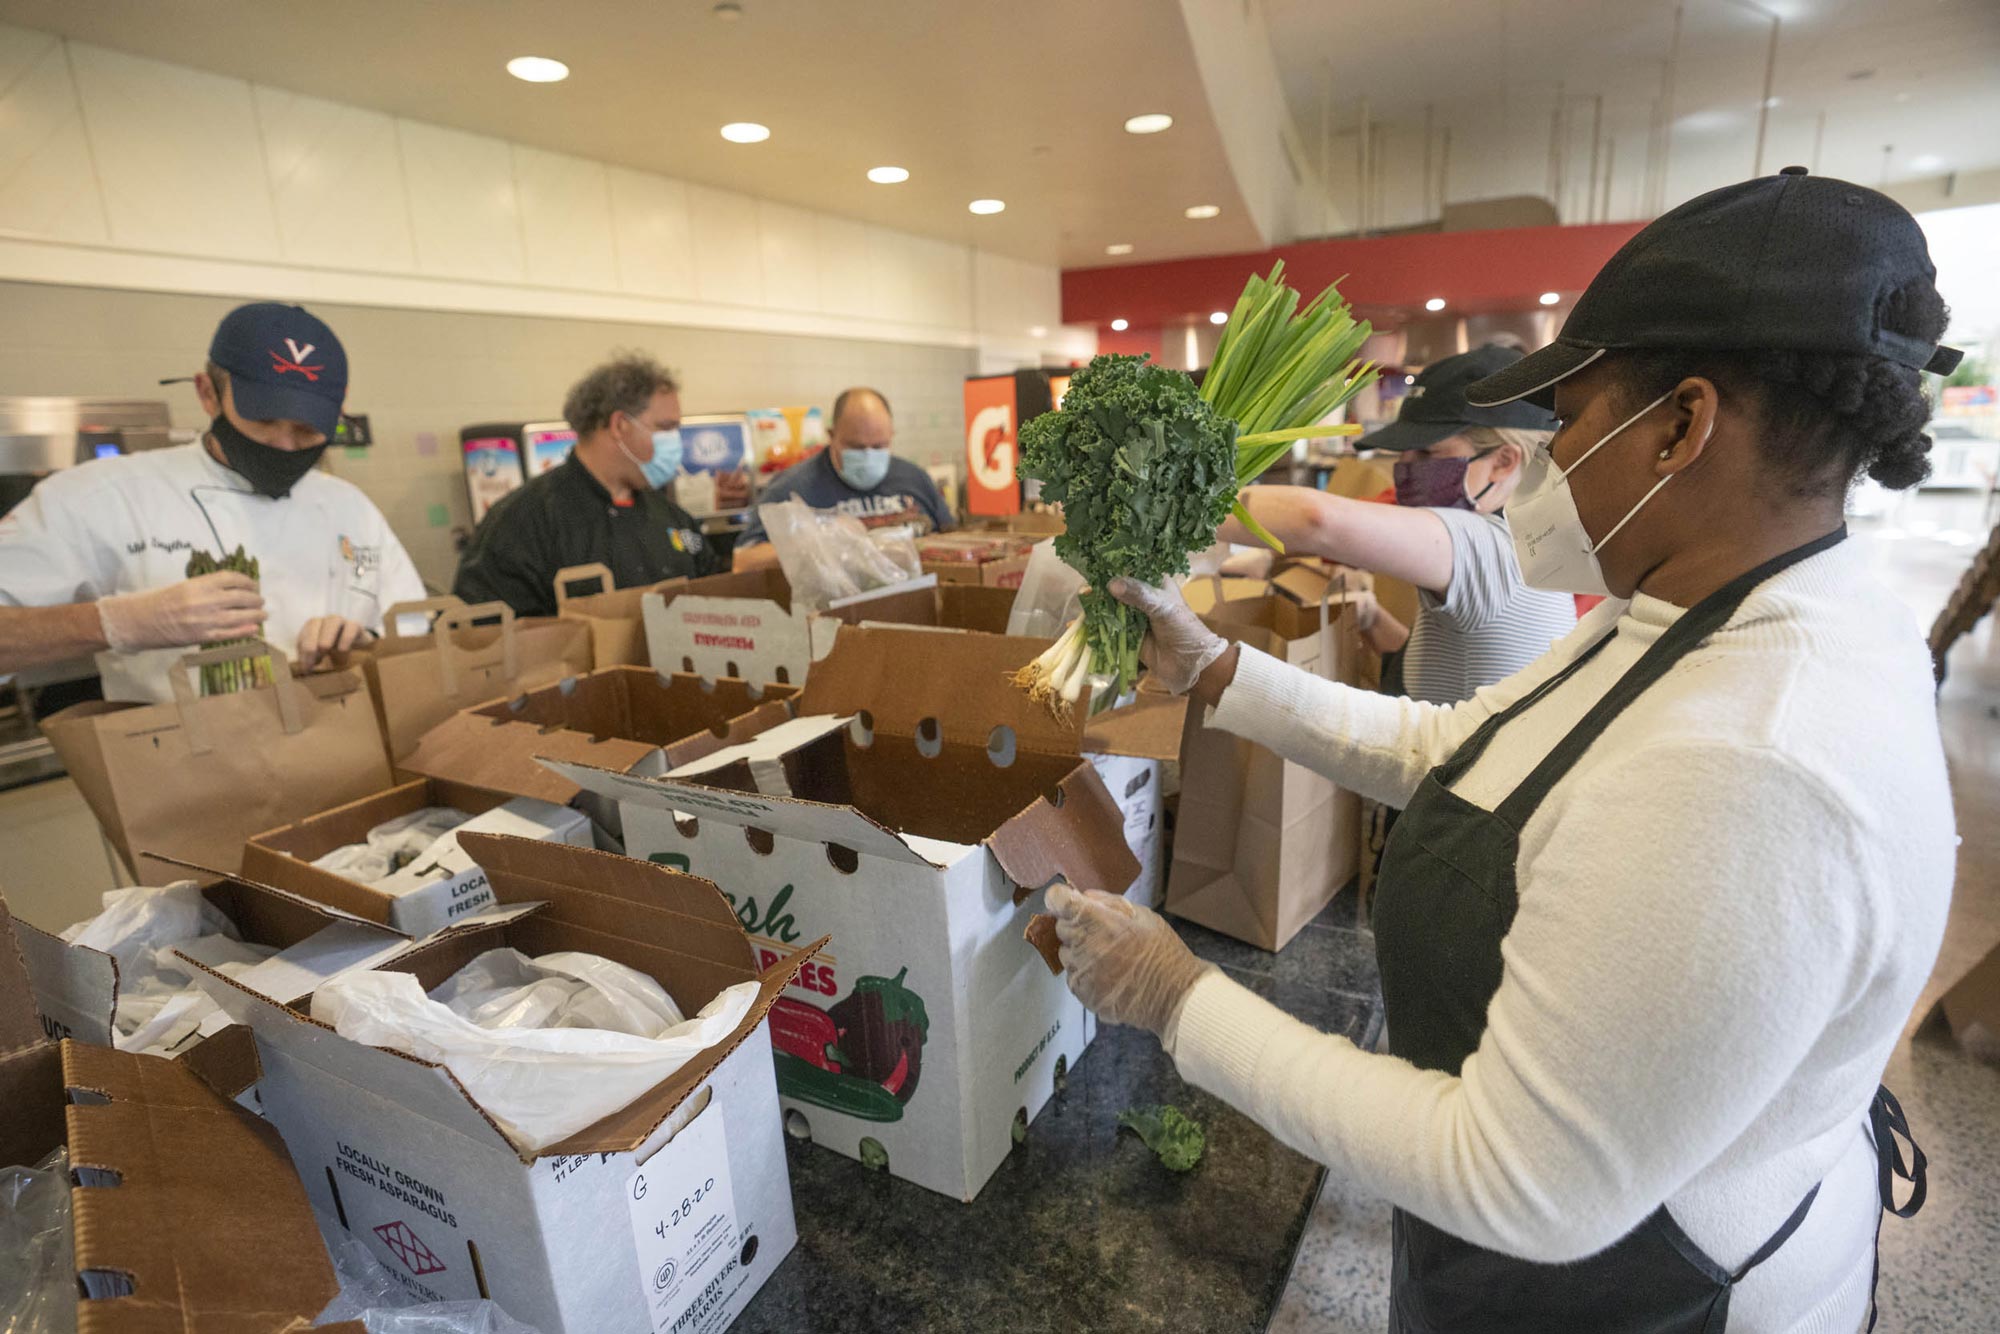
[185,545,273,695]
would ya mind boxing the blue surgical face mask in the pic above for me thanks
[618,420,683,490]
[836,445,891,491]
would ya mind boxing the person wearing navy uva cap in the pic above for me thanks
[0,301,423,702]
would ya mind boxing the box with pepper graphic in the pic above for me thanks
[543,628,1152,1201]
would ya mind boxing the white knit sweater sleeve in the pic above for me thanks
[1169,739,1874,1264]
[1211,627,1576,808]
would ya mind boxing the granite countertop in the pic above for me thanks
[735,897,1382,1334]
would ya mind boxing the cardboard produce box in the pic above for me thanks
[14,861,406,1056]
[1,900,340,1331]
[244,777,593,935]
[190,834,820,1334]
[543,628,1153,1202]
[641,566,936,686]
[360,597,593,763]
[399,664,797,809]
[1169,569,1366,951]
[554,562,688,668]
[916,532,1034,588]
[41,644,392,883]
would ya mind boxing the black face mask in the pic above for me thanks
[210,412,327,499]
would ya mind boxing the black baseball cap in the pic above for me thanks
[1466,167,1962,410]
[207,302,349,437]
[1360,345,1557,452]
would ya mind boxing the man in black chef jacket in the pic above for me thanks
[452,353,720,615]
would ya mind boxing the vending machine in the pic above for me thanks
[458,419,574,523]
[960,371,1054,516]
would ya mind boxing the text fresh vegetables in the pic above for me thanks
[1015,263,1376,718]
[1118,1104,1206,1173]
[184,545,272,696]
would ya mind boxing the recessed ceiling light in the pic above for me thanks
[1405,374,1416,384]
[1424,297,1447,312]
[1209,311,1228,325]
[1910,154,1944,172]
[720,122,770,143]
[1029,325,1049,338]
[505,56,569,83]
[1105,243,1135,256]
[1124,113,1174,135]
[1110,318,1129,332]
[1763,96,1782,108]
[866,166,910,184]
[968,198,1005,215]
[1538,291,1561,306]
[1184,204,1221,220]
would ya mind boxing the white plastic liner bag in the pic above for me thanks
[61,883,275,1056]
[312,949,761,1152]
[310,807,470,886]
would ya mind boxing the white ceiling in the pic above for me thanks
[0,0,1266,269]
[4,0,1992,274]
[1264,0,2000,231]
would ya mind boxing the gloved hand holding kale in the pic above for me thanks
[1013,263,1377,718]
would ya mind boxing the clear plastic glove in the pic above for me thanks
[1106,577,1227,695]
[1045,883,1214,1040]
[97,572,265,652]
[297,615,375,671]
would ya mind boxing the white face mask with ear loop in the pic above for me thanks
[1504,389,1688,596]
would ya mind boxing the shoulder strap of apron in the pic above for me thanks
[1494,526,1847,830]
[1433,630,1622,785]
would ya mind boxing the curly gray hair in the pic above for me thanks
[562,352,680,435]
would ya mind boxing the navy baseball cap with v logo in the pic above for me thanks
[207,301,348,437]
[1467,167,1962,409]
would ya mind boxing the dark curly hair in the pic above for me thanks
[1614,279,1950,498]
[563,352,680,436]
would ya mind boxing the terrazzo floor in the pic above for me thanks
[1269,491,2000,1332]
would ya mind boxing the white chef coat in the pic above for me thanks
[0,441,424,703]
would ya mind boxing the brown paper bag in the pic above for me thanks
[554,564,686,669]
[1165,575,1365,951]
[363,597,591,761]
[41,641,393,883]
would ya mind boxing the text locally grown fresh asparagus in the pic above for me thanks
[185,545,274,696]
[1013,263,1377,719]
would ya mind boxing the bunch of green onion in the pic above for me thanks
[1014,263,1377,721]
[1203,261,1379,550]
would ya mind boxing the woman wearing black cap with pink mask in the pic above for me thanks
[1048,168,1954,1332]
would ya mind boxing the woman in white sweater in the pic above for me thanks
[1048,169,1959,1334]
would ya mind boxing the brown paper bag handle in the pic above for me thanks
[169,639,301,755]
[554,563,615,611]
[382,596,465,642]
[432,602,517,695]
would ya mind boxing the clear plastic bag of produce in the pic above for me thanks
[1005,538,1086,639]
[61,883,276,1055]
[315,1211,543,1332]
[312,949,761,1152]
[0,1146,74,1334]
[759,498,920,611]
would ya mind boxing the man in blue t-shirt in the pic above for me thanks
[732,387,953,570]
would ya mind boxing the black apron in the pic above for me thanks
[1371,529,1927,1333]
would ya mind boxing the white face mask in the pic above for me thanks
[1505,390,1674,596]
